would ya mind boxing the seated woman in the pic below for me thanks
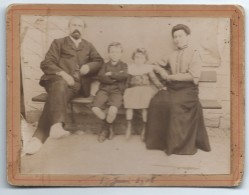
[145,24,211,155]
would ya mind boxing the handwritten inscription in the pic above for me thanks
[99,176,157,186]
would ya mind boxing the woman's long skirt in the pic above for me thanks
[145,81,211,155]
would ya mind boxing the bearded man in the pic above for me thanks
[24,17,103,154]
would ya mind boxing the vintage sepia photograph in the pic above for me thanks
[20,15,231,174]
[7,4,244,186]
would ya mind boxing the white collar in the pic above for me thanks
[69,36,82,47]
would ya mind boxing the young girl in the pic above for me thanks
[124,48,164,141]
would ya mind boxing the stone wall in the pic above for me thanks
[199,18,230,129]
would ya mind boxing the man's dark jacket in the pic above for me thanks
[39,36,103,96]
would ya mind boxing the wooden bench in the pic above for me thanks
[32,93,221,109]
[32,71,222,109]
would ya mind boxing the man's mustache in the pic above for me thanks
[72,30,81,35]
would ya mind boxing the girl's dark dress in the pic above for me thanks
[145,46,211,155]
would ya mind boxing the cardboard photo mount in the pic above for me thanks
[6,4,244,187]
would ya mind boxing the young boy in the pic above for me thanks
[92,42,128,142]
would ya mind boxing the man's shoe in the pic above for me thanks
[49,123,70,139]
[23,137,43,155]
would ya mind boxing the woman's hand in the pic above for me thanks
[160,71,169,80]
[153,65,169,80]
[157,59,167,67]
[153,65,163,74]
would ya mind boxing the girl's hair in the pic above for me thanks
[108,42,123,53]
[171,24,191,37]
[132,48,149,61]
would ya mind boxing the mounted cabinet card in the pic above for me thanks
[6,4,244,187]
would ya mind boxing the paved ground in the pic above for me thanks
[21,126,230,175]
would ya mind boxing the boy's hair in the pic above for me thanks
[132,48,149,61]
[171,24,191,37]
[108,42,123,53]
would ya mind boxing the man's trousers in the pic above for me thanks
[33,76,81,143]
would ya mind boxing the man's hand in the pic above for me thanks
[80,65,90,75]
[57,71,75,86]
[105,72,112,76]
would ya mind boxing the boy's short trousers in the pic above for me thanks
[92,88,123,109]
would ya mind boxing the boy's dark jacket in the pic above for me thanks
[97,60,128,92]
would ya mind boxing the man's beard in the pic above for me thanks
[71,30,81,40]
